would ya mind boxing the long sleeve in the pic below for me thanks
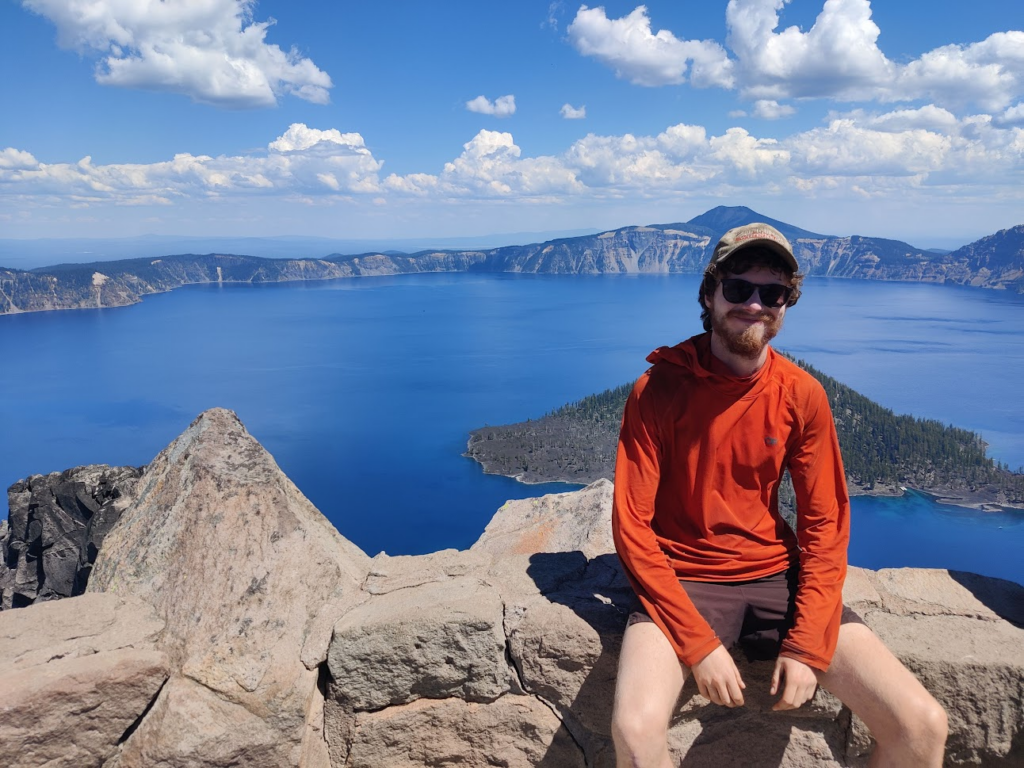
[612,376,723,667]
[779,385,850,671]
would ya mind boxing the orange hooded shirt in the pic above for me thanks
[612,333,850,671]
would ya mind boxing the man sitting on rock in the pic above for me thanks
[611,223,948,767]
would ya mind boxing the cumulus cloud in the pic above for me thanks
[563,124,712,188]
[466,94,517,117]
[0,148,39,170]
[996,103,1024,127]
[568,1,1024,113]
[751,100,795,119]
[552,107,1023,194]
[727,0,893,100]
[567,5,734,88]
[893,32,1024,112]
[20,0,332,108]
[386,130,582,198]
[0,124,382,204]
[560,103,587,119]
[3,112,1023,212]
[268,124,370,153]
[852,105,959,133]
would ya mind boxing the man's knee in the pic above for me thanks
[877,688,948,757]
[611,704,669,758]
[903,694,948,750]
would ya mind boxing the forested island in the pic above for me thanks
[465,356,1024,512]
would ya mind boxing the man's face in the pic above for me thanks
[705,264,789,359]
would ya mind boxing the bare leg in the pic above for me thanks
[817,622,948,767]
[611,620,687,768]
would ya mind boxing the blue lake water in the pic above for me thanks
[1,273,1022,585]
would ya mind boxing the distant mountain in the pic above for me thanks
[685,205,828,241]
[1,207,1022,315]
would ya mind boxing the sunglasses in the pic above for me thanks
[719,278,793,308]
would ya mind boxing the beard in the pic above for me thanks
[710,305,784,359]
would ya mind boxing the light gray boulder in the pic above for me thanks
[329,570,513,710]
[87,408,372,768]
[344,695,586,768]
[0,592,168,768]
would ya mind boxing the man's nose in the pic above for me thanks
[740,290,765,309]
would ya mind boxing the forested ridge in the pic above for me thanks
[465,356,1024,507]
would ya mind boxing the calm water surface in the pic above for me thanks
[1,274,1021,584]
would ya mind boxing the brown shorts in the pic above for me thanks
[627,568,798,660]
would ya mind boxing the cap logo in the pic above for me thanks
[734,229,782,244]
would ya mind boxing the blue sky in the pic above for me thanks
[1,0,1022,248]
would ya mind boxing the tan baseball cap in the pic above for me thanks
[707,222,798,273]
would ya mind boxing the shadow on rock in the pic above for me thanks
[948,570,1024,627]
[524,552,850,768]
[522,551,634,767]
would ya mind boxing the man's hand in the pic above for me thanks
[690,645,746,707]
[770,655,818,711]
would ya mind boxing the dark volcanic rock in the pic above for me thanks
[0,464,143,610]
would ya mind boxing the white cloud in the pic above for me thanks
[437,131,582,196]
[560,103,587,119]
[853,105,959,133]
[788,120,951,176]
[20,0,331,108]
[710,128,790,177]
[317,173,341,191]
[570,2,1024,114]
[268,124,370,153]
[727,0,893,100]
[3,114,1023,215]
[996,103,1024,127]
[563,124,713,188]
[567,5,734,88]
[0,148,39,170]
[0,124,382,204]
[893,32,1024,112]
[751,99,795,119]
[465,94,517,117]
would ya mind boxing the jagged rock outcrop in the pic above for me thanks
[0,592,169,768]
[86,408,372,768]
[2,413,1021,766]
[0,464,143,609]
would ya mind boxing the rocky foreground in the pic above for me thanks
[1,409,1022,767]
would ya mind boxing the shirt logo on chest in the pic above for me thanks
[764,436,778,446]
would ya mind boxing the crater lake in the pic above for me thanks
[1,273,1021,584]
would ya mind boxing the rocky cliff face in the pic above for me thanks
[0,465,142,609]
[3,208,1022,315]
[948,225,1024,289]
[0,252,485,314]
[1,410,1022,767]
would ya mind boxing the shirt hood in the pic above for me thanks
[646,332,775,398]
